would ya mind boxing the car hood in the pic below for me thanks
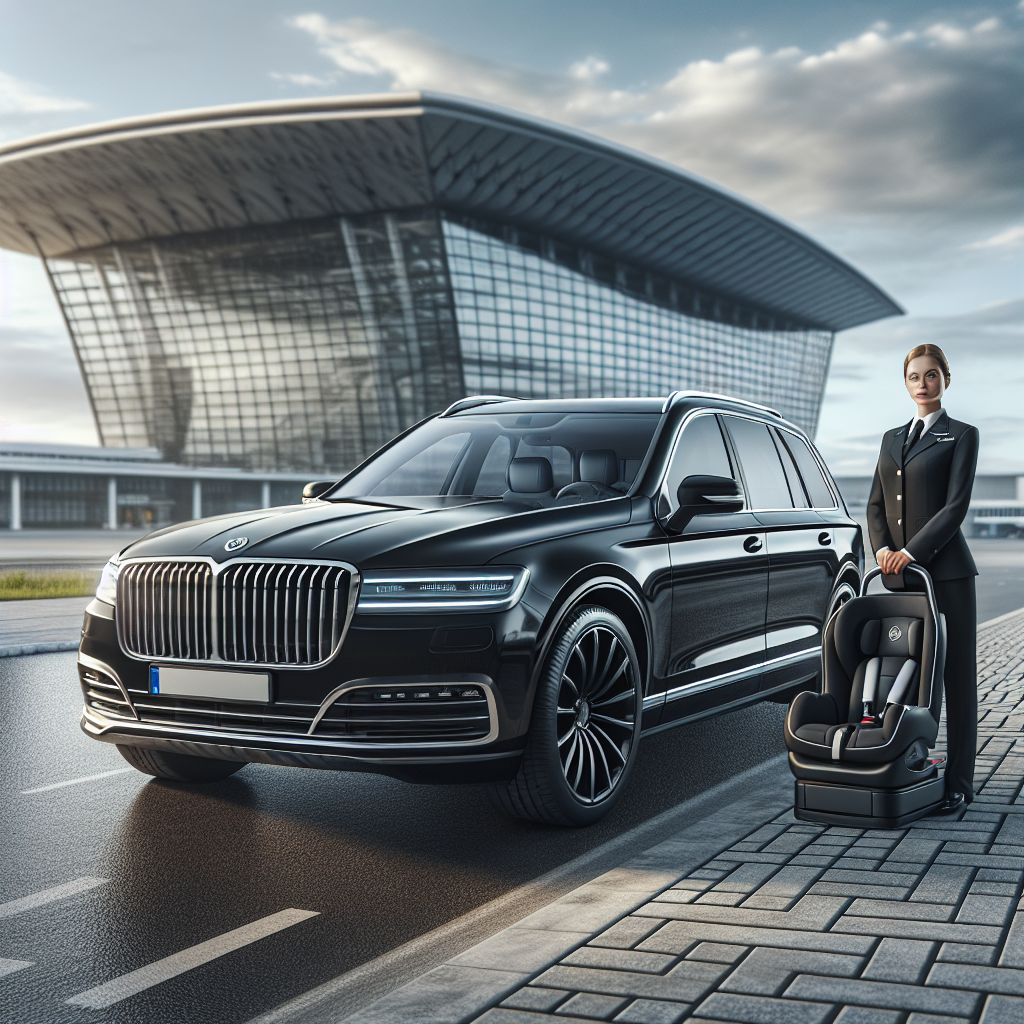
[118,496,632,570]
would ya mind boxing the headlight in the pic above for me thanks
[95,560,120,606]
[357,568,529,613]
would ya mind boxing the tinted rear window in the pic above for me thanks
[779,431,836,508]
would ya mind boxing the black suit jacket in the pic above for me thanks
[867,410,979,582]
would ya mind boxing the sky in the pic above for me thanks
[0,0,1021,474]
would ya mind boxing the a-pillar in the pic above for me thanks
[10,472,21,530]
[261,481,271,508]
[107,477,118,530]
[192,480,202,521]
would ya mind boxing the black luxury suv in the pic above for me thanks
[79,393,863,825]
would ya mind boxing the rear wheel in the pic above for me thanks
[489,606,642,826]
[117,745,247,782]
[827,578,858,622]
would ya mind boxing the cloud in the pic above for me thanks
[0,70,89,144]
[967,225,1024,250]
[816,297,1024,473]
[290,13,1024,231]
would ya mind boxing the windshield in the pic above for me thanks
[330,412,662,505]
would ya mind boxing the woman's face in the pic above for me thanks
[905,356,945,408]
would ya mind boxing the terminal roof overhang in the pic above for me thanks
[0,92,902,332]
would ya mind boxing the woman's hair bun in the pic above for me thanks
[904,344,951,387]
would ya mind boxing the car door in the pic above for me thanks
[658,412,769,727]
[722,416,835,695]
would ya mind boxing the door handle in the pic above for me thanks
[818,532,832,546]
[743,535,762,553]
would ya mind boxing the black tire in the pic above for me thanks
[117,745,247,783]
[827,577,858,622]
[489,605,642,826]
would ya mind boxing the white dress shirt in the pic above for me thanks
[875,407,944,566]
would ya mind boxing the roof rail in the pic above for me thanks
[440,395,521,417]
[662,390,782,419]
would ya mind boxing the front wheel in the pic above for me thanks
[488,606,642,826]
[117,745,247,782]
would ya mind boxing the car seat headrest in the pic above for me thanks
[859,617,922,659]
[580,449,618,486]
[508,457,553,493]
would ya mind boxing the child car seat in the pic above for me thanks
[785,564,948,827]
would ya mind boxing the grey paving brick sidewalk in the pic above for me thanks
[463,610,1024,1024]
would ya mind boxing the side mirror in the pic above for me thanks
[666,474,743,533]
[302,480,336,503]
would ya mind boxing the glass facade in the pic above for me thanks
[46,205,834,475]
[47,210,464,474]
[443,216,832,435]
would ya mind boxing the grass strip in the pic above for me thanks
[0,570,97,601]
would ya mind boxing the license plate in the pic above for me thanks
[150,665,270,703]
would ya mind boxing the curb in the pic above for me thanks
[978,605,1024,631]
[248,756,793,1024]
[0,641,80,658]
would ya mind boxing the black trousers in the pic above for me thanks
[934,576,977,799]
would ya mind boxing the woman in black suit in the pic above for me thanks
[867,344,979,813]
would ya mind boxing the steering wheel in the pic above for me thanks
[554,481,619,503]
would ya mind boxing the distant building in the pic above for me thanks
[0,442,308,531]
[0,93,900,475]
[834,475,1024,538]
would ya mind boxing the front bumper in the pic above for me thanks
[78,596,538,784]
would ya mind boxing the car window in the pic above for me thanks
[472,435,512,495]
[723,416,793,510]
[513,438,573,492]
[780,431,836,508]
[369,433,470,496]
[772,428,810,508]
[334,412,661,500]
[664,414,734,507]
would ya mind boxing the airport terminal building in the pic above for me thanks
[0,93,902,481]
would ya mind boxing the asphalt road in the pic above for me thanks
[1,538,1020,1023]
[0,651,791,1024]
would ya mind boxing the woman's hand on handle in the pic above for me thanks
[877,547,913,575]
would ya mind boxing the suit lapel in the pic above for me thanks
[890,423,910,467]
[904,410,949,465]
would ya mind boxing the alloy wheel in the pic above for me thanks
[555,625,637,804]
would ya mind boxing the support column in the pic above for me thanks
[107,477,118,530]
[261,481,271,509]
[10,472,21,530]
[1017,476,1024,503]
[192,480,202,521]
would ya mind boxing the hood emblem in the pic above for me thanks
[888,625,902,642]
[225,536,249,552]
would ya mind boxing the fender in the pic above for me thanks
[527,568,653,705]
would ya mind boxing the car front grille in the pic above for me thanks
[312,683,493,742]
[81,658,496,746]
[117,559,355,668]
[129,693,318,736]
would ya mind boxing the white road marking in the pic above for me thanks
[66,908,320,1009]
[0,959,34,980]
[21,767,135,794]
[0,877,108,920]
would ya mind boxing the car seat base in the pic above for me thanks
[794,771,946,828]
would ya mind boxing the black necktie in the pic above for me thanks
[903,419,923,458]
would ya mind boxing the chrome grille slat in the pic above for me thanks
[117,558,352,668]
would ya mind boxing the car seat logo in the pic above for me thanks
[888,625,902,642]
[224,536,249,552]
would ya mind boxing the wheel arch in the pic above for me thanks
[531,567,652,698]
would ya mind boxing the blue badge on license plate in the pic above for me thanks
[150,665,160,694]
